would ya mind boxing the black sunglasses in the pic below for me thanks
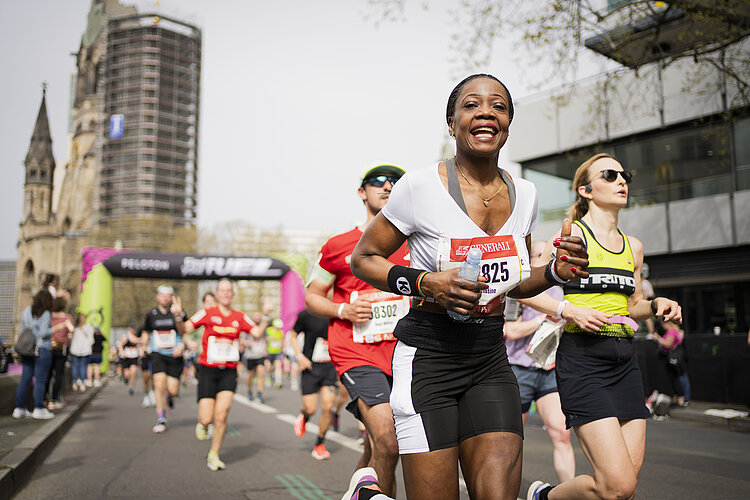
[363,175,400,187]
[599,169,633,184]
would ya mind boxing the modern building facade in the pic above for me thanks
[508,2,749,403]
[14,0,201,341]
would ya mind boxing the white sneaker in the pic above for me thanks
[32,408,55,420]
[141,394,152,408]
[12,407,30,419]
[93,380,102,387]
[341,467,379,500]
[148,390,156,406]
[84,379,93,387]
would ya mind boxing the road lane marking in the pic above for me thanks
[235,394,473,496]
[233,394,279,413]
[276,414,363,452]
[276,473,331,500]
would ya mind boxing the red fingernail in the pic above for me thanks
[560,255,568,261]
[553,241,560,247]
[553,238,562,244]
[571,268,577,273]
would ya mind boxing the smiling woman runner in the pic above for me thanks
[350,73,589,500]
[525,153,682,500]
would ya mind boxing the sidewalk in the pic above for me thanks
[0,380,105,500]
[667,400,750,432]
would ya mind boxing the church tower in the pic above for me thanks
[23,86,56,223]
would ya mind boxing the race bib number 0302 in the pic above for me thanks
[437,234,531,313]
[350,289,409,344]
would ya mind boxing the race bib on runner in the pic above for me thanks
[437,235,531,313]
[152,330,177,350]
[245,338,266,358]
[123,347,139,359]
[351,289,409,344]
[311,337,331,363]
[206,336,240,365]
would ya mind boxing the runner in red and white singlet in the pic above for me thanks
[183,278,267,471]
[306,164,407,498]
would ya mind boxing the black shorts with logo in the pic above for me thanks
[340,365,393,421]
[150,352,183,378]
[301,362,338,396]
[197,365,237,401]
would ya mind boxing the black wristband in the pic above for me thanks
[651,298,659,316]
[387,265,425,296]
[544,258,567,285]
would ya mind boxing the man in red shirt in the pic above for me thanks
[306,164,408,497]
[184,278,267,471]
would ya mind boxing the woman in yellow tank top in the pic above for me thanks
[526,153,682,500]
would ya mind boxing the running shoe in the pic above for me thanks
[141,394,152,408]
[93,380,102,387]
[152,419,167,433]
[248,391,254,401]
[85,379,93,387]
[527,480,551,500]
[293,414,306,437]
[32,408,55,420]
[206,423,214,438]
[129,388,134,396]
[206,451,225,471]
[290,380,299,391]
[311,443,331,460]
[148,390,156,406]
[255,393,265,404]
[12,408,31,419]
[195,422,210,440]
[341,467,381,500]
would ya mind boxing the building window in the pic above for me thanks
[735,117,750,191]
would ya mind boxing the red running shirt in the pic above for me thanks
[189,306,254,368]
[315,227,409,377]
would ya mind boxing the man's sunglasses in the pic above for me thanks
[363,175,400,187]
[598,169,633,184]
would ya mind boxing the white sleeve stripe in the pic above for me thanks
[306,255,335,287]
[190,309,206,324]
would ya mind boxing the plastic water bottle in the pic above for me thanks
[448,247,483,322]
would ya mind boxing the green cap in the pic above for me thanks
[360,164,405,186]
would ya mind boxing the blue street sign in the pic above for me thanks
[109,114,124,139]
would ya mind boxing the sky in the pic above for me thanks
[0,0,585,260]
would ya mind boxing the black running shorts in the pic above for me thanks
[197,365,237,401]
[390,340,523,453]
[150,352,182,379]
[301,362,338,396]
[244,357,265,370]
[340,365,393,421]
[556,332,650,429]
[120,357,138,369]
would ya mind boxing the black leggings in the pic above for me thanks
[46,351,67,401]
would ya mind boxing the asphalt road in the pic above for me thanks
[12,372,750,499]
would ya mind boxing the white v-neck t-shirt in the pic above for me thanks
[381,162,538,273]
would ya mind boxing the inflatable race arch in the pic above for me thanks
[79,247,306,370]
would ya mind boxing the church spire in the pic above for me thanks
[25,83,55,172]
[22,84,56,222]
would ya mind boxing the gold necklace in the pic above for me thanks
[455,158,503,207]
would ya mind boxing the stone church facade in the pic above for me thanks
[14,0,201,340]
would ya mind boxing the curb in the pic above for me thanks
[669,407,750,432]
[0,381,105,500]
